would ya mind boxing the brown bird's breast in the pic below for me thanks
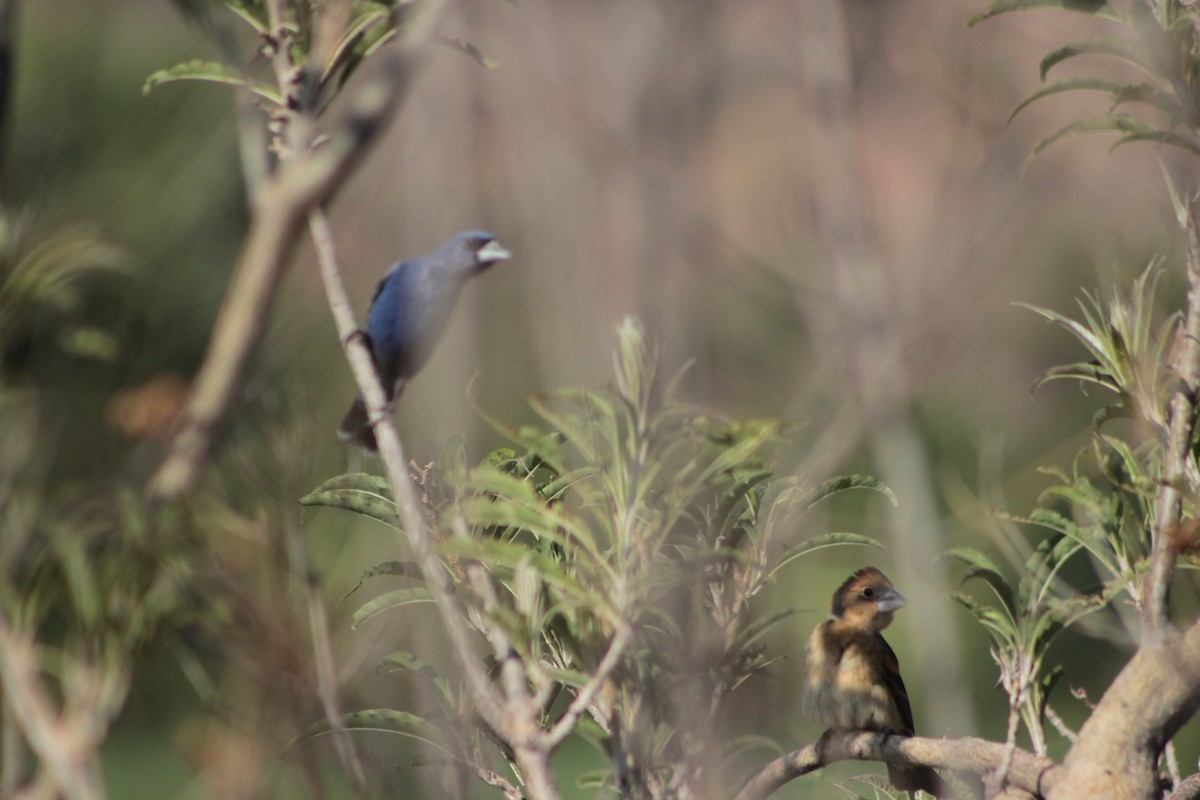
[802,620,904,732]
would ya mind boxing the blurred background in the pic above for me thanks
[2,0,1198,797]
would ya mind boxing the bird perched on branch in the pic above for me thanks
[802,567,949,798]
[338,230,511,451]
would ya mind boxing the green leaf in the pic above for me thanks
[434,30,500,69]
[969,0,1121,26]
[460,465,604,560]
[1039,37,1159,82]
[319,3,393,87]
[1030,362,1119,394]
[352,587,433,629]
[948,547,1018,618]
[300,709,457,759]
[142,60,283,104]
[340,560,422,603]
[807,474,898,510]
[769,532,886,579]
[441,537,614,617]
[1009,78,1174,126]
[222,1,268,35]
[1027,115,1200,167]
[543,666,590,690]
[300,473,399,527]
[953,592,1018,646]
[1161,160,1190,230]
[727,607,808,658]
[378,651,454,713]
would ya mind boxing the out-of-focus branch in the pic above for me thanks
[148,40,419,503]
[793,0,974,735]
[1144,195,1200,640]
[733,731,1057,800]
[309,210,567,799]
[0,0,17,194]
[307,211,510,729]
[0,616,102,800]
[1048,619,1200,800]
[544,621,630,751]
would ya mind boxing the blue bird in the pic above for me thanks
[338,230,511,451]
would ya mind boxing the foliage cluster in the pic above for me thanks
[303,319,890,797]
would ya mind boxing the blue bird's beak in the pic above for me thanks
[477,239,512,268]
[875,588,907,614]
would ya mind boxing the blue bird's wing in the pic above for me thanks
[364,258,468,396]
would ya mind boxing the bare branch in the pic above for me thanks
[1144,194,1200,640]
[732,731,1058,800]
[1170,774,1200,800]
[0,616,103,800]
[544,621,631,752]
[148,40,421,503]
[1044,706,1078,744]
[305,208,580,800]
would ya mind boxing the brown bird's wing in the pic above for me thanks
[876,634,952,797]
[875,633,915,735]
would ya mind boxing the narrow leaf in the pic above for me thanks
[340,560,422,603]
[300,473,399,527]
[769,532,886,579]
[352,587,433,629]
[969,0,1121,26]
[300,709,457,759]
[143,60,283,105]
[807,475,898,510]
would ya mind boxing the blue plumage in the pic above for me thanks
[339,230,511,451]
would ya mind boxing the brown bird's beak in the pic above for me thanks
[875,588,907,613]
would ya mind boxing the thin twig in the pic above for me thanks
[1144,195,1200,641]
[284,507,368,792]
[307,210,525,747]
[148,40,420,503]
[0,617,103,800]
[544,622,630,752]
[1168,740,1183,789]
[997,703,1021,792]
[1044,705,1078,744]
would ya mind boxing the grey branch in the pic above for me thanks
[733,731,1057,800]
[148,41,420,503]
[1170,774,1200,800]
[309,211,566,798]
[0,616,103,800]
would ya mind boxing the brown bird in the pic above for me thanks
[802,567,949,798]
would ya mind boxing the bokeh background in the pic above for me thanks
[4,0,1199,797]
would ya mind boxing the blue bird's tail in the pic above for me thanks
[338,397,379,453]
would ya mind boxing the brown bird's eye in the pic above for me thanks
[862,587,875,599]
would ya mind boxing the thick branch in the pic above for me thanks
[1143,195,1200,639]
[147,43,419,502]
[733,731,1058,800]
[1049,619,1200,800]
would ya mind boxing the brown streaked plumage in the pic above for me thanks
[802,567,949,798]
